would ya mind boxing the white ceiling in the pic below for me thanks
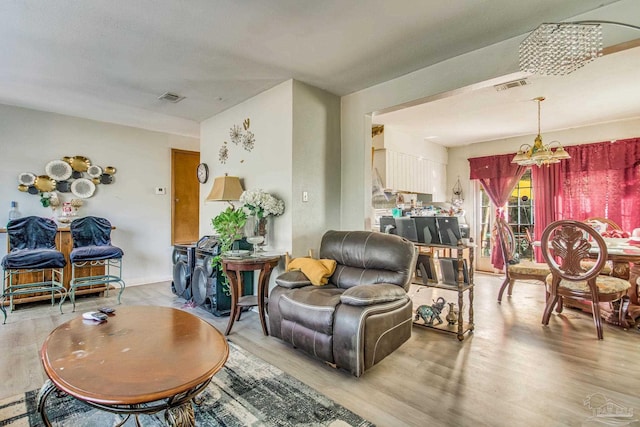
[0,0,631,138]
[374,44,640,147]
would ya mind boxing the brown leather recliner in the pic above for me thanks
[268,230,417,377]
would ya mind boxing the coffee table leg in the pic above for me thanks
[37,379,57,427]
[165,401,195,426]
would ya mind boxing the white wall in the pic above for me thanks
[340,0,640,230]
[0,104,199,285]
[200,81,294,253]
[383,127,448,165]
[291,81,341,255]
[199,79,341,258]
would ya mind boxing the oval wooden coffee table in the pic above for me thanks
[38,306,228,426]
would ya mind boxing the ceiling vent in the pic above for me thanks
[494,79,529,91]
[158,92,185,103]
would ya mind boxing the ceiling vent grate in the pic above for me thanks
[158,92,185,103]
[494,79,529,91]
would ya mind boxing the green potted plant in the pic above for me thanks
[211,206,247,292]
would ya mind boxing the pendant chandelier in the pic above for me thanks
[511,97,570,167]
[519,21,640,76]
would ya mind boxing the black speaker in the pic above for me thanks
[192,248,218,308]
[191,236,254,317]
[171,244,196,299]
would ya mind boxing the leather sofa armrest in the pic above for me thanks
[275,270,312,289]
[340,283,407,306]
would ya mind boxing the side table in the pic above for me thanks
[221,254,281,335]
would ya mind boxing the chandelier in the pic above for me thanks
[511,97,570,167]
[519,21,640,76]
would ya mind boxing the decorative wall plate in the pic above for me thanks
[34,175,57,192]
[100,173,113,184]
[18,184,28,192]
[71,178,96,198]
[57,180,71,193]
[45,160,73,181]
[68,156,91,172]
[104,166,117,175]
[18,172,36,186]
[87,165,103,178]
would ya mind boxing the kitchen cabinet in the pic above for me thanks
[373,148,446,199]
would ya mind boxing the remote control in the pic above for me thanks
[82,312,108,322]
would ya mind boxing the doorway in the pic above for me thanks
[475,169,535,272]
[171,149,200,245]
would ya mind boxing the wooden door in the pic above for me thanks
[171,149,200,245]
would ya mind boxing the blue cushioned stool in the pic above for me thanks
[69,216,125,311]
[1,216,67,324]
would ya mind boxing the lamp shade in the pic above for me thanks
[206,175,244,202]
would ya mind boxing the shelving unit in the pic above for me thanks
[412,240,474,341]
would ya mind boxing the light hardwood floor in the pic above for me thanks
[2,273,639,427]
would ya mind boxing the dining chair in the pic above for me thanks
[68,216,125,311]
[540,220,631,339]
[0,216,67,324]
[583,217,622,232]
[496,217,551,302]
[581,218,619,275]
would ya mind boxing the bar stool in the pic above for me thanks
[68,216,125,311]
[1,216,67,324]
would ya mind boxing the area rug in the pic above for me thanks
[0,341,374,427]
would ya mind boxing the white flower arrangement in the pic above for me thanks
[240,189,285,218]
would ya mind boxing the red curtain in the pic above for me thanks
[531,164,562,262]
[469,153,527,269]
[557,138,640,233]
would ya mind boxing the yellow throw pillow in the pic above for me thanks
[286,258,337,286]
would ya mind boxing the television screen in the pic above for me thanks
[436,217,462,246]
[394,217,418,242]
[379,217,397,234]
[412,216,440,244]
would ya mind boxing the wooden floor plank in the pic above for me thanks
[1,273,639,426]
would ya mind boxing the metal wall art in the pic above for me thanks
[17,155,117,207]
[219,118,255,164]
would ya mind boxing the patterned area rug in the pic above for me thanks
[0,342,374,426]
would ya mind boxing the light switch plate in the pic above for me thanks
[155,187,166,195]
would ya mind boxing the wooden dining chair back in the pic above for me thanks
[540,220,630,339]
[584,217,622,232]
[496,217,550,302]
[581,218,618,275]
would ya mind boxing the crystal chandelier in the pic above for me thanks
[511,97,570,167]
[519,21,640,76]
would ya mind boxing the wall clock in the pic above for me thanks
[197,163,209,184]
